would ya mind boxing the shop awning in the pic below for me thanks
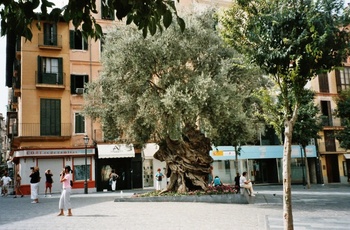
[344,154,350,159]
[97,144,135,158]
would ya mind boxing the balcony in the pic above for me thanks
[17,123,71,137]
[38,33,62,50]
[36,71,65,89]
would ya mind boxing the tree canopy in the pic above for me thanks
[219,0,350,229]
[83,9,263,192]
[0,0,184,40]
[335,89,350,149]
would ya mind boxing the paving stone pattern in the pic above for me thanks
[0,184,349,230]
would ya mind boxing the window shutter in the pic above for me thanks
[37,56,42,83]
[52,24,57,45]
[75,113,85,133]
[58,58,63,84]
[44,23,50,45]
[70,30,75,49]
[70,75,76,94]
[84,75,89,85]
[41,99,61,136]
[83,37,88,50]
[335,70,341,93]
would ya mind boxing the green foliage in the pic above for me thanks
[0,0,184,40]
[220,0,350,116]
[84,9,262,145]
[335,89,350,149]
[292,90,322,147]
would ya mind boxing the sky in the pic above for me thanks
[1,1,350,119]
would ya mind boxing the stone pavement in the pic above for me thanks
[0,184,349,230]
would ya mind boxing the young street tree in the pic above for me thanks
[219,0,350,229]
[292,90,322,189]
[83,10,262,193]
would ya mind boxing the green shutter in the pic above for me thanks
[84,75,89,84]
[52,24,57,45]
[40,99,61,136]
[44,23,50,45]
[71,74,76,94]
[58,58,63,84]
[75,113,85,133]
[37,56,42,83]
[70,30,75,49]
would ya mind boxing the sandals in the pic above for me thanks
[57,213,64,216]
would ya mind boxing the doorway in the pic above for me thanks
[326,154,340,183]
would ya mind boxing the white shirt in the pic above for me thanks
[7,160,13,168]
[239,175,247,187]
[1,176,12,185]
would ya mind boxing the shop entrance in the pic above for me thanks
[326,154,340,183]
[254,159,278,184]
[96,158,132,191]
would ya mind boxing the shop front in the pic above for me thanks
[96,144,138,191]
[210,145,317,185]
[12,147,95,195]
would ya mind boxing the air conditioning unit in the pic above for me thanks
[75,88,84,94]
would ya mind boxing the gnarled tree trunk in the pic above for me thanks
[154,126,213,193]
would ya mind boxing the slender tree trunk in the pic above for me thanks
[283,120,294,230]
[302,145,311,189]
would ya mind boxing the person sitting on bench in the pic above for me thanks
[239,171,255,196]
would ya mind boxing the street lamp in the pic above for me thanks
[83,135,89,194]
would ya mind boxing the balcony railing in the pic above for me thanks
[38,33,63,49]
[36,71,65,87]
[18,123,71,137]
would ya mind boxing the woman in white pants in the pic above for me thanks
[58,165,73,216]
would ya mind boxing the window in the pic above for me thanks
[70,30,88,50]
[44,23,57,46]
[75,113,85,134]
[318,73,329,93]
[40,99,61,136]
[37,56,63,84]
[71,74,88,94]
[101,0,115,20]
[320,100,332,126]
[335,68,350,93]
[73,165,90,181]
[324,130,336,152]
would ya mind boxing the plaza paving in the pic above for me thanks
[0,184,349,230]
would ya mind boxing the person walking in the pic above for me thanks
[58,165,73,216]
[109,169,119,192]
[45,169,53,197]
[1,172,12,197]
[155,168,164,191]
[239,171,255,196]
[29,167,40,203]
[13,173,24,198]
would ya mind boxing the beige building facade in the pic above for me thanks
[309,60,350,184]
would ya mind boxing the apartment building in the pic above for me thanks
[309,61,350,184]
[4,2,147,194]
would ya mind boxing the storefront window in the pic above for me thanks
[74,165,90,181]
